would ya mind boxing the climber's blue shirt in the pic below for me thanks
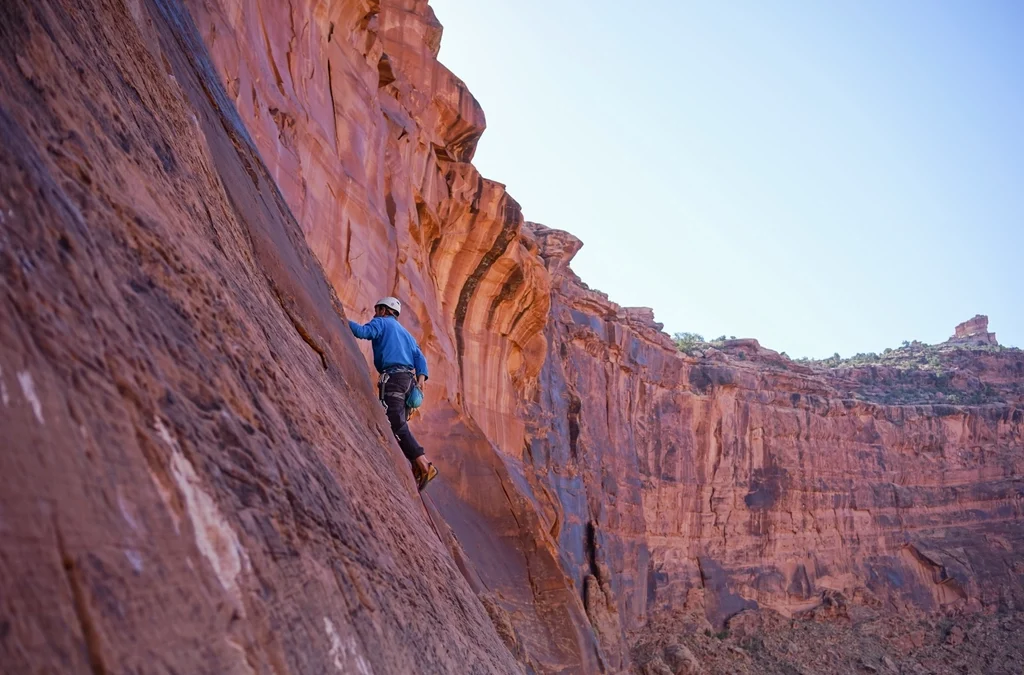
[349,316,428,378]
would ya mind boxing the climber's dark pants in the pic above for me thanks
[378,369,424,461]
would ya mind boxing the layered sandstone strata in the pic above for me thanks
[526,225,1024,642]
[952,314,998,346]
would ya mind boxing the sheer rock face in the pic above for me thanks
[0,1,521,673]
[145,0,596,670]
[187,0,553,460]
[180,0,1024,668]
[5,0,1024,673]
[526,231,1024,636]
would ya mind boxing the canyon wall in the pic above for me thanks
[186,0,606,670]
[3,0,1023,673]
[0,1,520,672]
[191,0,1024,668]
[186,1,1024,668]
[526,225,1024,639]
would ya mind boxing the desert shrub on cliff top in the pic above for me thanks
[672,332,705,352]
[673,332,731,356]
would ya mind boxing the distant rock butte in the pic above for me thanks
[2,1,1023,674]
[951,314,998,346]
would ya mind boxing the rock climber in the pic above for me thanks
[349,296,438,491]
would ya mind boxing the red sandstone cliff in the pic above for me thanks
[952,314,998,346]
[184,0,1024,665]
[3,0,1023,673]
[0,1,519,672]
[525,226,1024,672]
[187,0,602,669]
[527,224,1024,627]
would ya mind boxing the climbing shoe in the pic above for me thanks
[416,462,438,492]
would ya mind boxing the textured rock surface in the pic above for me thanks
[526,227,1024,639]
[4,0,1024,673]
[186,0,601,670]
[952,314,998,346]
[0,1,520,672]
[633,602,1024,674]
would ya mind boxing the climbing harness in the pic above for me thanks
[378,365,416,409]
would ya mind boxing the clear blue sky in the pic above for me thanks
[430,0,1023,357]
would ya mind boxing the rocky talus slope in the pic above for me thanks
[2,0,1022,673]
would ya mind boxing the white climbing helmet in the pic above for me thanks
[375,296,402,315]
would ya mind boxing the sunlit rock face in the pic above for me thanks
[0,0,522,673]
[164,0,598,670]
[952,314,998,346]
[189,0,1024,669]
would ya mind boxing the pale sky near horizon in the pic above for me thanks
[430,0,1023,358]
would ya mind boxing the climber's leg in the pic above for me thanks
[382,371,424,461]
